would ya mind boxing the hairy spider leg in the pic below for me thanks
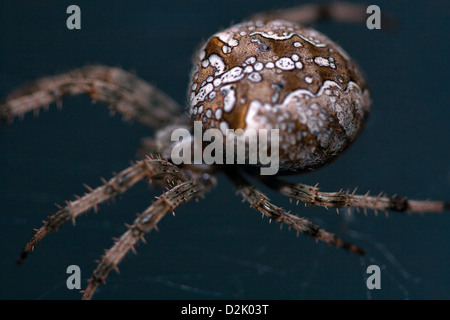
[256,176,449,216]
[0,65,184,129]
[81,179,207,300]
[226,169,365,255]
[16,158,187,265]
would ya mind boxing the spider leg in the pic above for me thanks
[256,175,449,215]
[16,158,187,265]
[249,2,395,30]
[0,65,186,129]
[226,169,364,256]
[81,179,207,300]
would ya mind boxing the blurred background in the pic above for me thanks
[0,0,448,299]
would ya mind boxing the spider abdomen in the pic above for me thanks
[189,19,371,173]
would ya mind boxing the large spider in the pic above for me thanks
[1,2,448,300]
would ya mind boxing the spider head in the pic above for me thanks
[188,19,371,174]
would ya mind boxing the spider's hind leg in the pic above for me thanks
[0,65,185,129]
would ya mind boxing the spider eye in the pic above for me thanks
[188,19,371,173]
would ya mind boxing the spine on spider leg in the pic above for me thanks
[16,159,186,265]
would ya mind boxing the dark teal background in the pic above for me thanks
[0,0,449,299]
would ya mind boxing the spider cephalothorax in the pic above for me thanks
[189,18,371,172]
[0,2,448,300]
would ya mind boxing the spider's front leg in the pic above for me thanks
[226,169,364,256]
[16,158,186,265]
[0,65,186,129]
[81,177,209,300]
[257,176,449,215]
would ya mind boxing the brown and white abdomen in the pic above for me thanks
[188,19,371,173]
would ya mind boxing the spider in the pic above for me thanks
[1,2,448,300]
